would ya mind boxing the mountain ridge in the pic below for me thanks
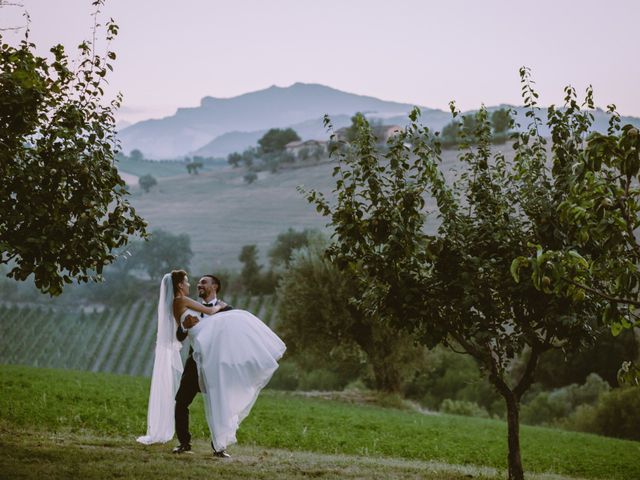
[118,82,640,160]
[117,82,434,159]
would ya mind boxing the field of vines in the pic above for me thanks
[0,294,277,377]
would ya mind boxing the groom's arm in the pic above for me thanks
[218,299,232,311]
[176,326,188,342]
[175,315,199,341]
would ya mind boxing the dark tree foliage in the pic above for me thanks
[302,69,606,480]
[277,240,428,393]
[129,149,144,161]
[257,128,300,155]
[128,229,192,279]
[513,87,640,383]
[185,161,203,174]
[239,244,262,293]
[268,228,314,268]
[138,174,157,193]
[243,171,257,184]
[491,108,512,134]
[227,152,242,168]
[0,2,147,295]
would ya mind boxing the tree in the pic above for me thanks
[185,161,203,174]
[257,128,300,155]
[302,71,601,480]
[227,152,242,168]
[242,148,256,168]
[344,112,366,143]
[129,149,144,162]
[0,1,147,296]
[129,229,192,279]
[491,108,512,134]
[277,239,428,392]
[268,228,313,268]
[440,119,461,146]
[138,174,157,193]
[238,244,262,293]
[243,172,257,184]
[512,91,640,383]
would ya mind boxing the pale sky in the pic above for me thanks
[3,0,639,123]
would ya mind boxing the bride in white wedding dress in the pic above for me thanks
[137,270,286,452]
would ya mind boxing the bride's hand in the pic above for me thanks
[217,301,228,310]
[183,315,199,329]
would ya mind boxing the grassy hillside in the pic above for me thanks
[0,298,276,377]
[117,157,191,177]
[1,365,638,479]
[123,147,484,270]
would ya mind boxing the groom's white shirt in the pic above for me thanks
[178,296,218,335]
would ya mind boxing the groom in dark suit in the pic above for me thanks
[172,274,232,458]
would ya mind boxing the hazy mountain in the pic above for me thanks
[118,82,640,160]
[117,83,435,159]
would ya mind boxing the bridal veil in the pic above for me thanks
[137,273,183,444]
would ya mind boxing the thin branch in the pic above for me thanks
[565,277,640,307]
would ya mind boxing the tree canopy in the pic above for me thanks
[257,128,300,155]
[0,3,147,295]
[302,69,612,480]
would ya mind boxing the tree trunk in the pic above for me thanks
[504,392,524,480]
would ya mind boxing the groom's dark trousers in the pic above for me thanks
[174,343,199,446]
[174,305,232,446]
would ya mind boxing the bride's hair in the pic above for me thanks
[171,269,187,296]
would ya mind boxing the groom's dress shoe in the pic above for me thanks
[213,449,231,458]
[172,444,192,454]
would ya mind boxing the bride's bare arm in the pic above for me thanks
[175,296,221,317]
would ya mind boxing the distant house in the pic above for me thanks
[372,124,402,143]
[284,139,327,157]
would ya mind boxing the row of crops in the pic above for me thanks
[0,294,277,377]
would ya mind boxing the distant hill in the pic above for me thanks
[117,82,640,160]
[193,114,352,158]
[117,83,435,159]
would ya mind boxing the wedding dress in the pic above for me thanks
[181,308,285,451]
[137,274,285,450]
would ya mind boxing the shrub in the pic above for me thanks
[590,387,640,440]
[404,346,503,416]
[298,368,344,391]
[268,361,299,391]
[440,399,490,418]
[521,373,610,426]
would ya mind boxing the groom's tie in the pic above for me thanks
[201,302,214,318]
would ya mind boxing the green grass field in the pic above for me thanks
[116,157,193,178]
[1,365,637,479]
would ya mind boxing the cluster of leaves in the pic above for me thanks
[302,68,611,480]
[277,237,429,393]
[511,83,640,382]
[236,228,315,295]
[0,2,147,295]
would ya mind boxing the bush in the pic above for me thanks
[439,399,490,418]
[590,387,640,440]
[521,373,610,426]
[404,346,503,416]
[267,360,299,391]
[298,369,344,391]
